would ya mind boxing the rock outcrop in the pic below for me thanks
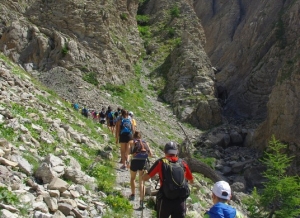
[194,0,300,154]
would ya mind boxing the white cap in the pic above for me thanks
[212,181,231,200]
[129,111,134,116]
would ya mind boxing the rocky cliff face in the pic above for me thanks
[0,0,142,108]
[0,0,299,164]
[140,0,222,129]
[194,0,300,151]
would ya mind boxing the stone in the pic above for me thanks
[11,155,33,175]
[0,209,18,218]
[44,196,58,212]
[35,163,56,184]
[48,177,70,193]
[57,203,73,216]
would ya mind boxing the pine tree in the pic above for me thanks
[245,135,300,218]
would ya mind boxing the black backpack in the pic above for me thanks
[161,158,190,200]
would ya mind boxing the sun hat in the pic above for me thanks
[164,141,178,155]
[212,181,231,200]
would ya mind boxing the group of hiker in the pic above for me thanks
[72,103,245,218]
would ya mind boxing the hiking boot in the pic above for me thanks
[138,200,145,210]
[120,165,126,170]
[128,194,135,201]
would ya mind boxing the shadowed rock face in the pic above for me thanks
[141,0,222,129]
[194,0,300,150]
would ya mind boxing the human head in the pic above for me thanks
[129,111,134,117]
[133,131,141,139]
[164,141,178,155]
[212,181,231,202]
[121,109,128,117]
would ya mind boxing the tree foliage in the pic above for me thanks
[245,136,300,218]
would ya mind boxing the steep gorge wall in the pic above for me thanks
[0,0,142,108]
[194,0,300,151]
[140,0,222,129]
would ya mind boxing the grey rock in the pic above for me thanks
[11,155,33,175]
[35,163,56,184]
[57,203,73,216]
[48,177,70,193]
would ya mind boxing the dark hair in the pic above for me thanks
[133,131,141,139]
[121,109,128,117]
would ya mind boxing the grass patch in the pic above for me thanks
[0,124,16,142]
[104,193,133,215]
[83,72,99,86]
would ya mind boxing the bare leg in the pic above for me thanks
[130,170,137,195]
[120,143,126,166]
[138,170,145,201]
[124,142,130,163]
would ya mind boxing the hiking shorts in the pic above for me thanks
[156,196,186,218]
[108,121,115,127]
[130,159,146,172]
[119,132,133,143]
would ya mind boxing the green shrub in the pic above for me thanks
[83,72,99,86]
[168,27,176,38]
[245,136,300,217]
[170,6,180,18]
[102,83,126,95]
[61,44,69,56]
[104,194,133,214]
[89,164,115,193]
[0,186,20,205]
[138,25,151,38]
[120,13,128,21]
[136,15,150,25]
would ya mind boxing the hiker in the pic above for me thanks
[106,106,115,134]
[82,107,89,118]
[204,181,245,218]
[128,131,153,209]
[128,111,136,134]
[115,110,133,170]
[99,107,106,124]
[142,142,193,218]
[73,103,79,111]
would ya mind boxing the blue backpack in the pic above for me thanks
[108,111,114,121]
[120,118,132,134]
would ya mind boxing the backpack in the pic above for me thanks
[120,118,132,134]
[132,139,149,160]
[108,111,114,121]
[161,158,190,200]
[82,108,88,117]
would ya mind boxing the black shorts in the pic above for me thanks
[108,121,115,127]
[156,195,186,218]
[119,132,132,143]
[130,159,146,172]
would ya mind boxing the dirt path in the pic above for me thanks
[115,164,154,218]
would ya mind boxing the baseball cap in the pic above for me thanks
[212,181,231,200]
[164,141,178,155]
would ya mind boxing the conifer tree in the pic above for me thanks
[245,136,300,218]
